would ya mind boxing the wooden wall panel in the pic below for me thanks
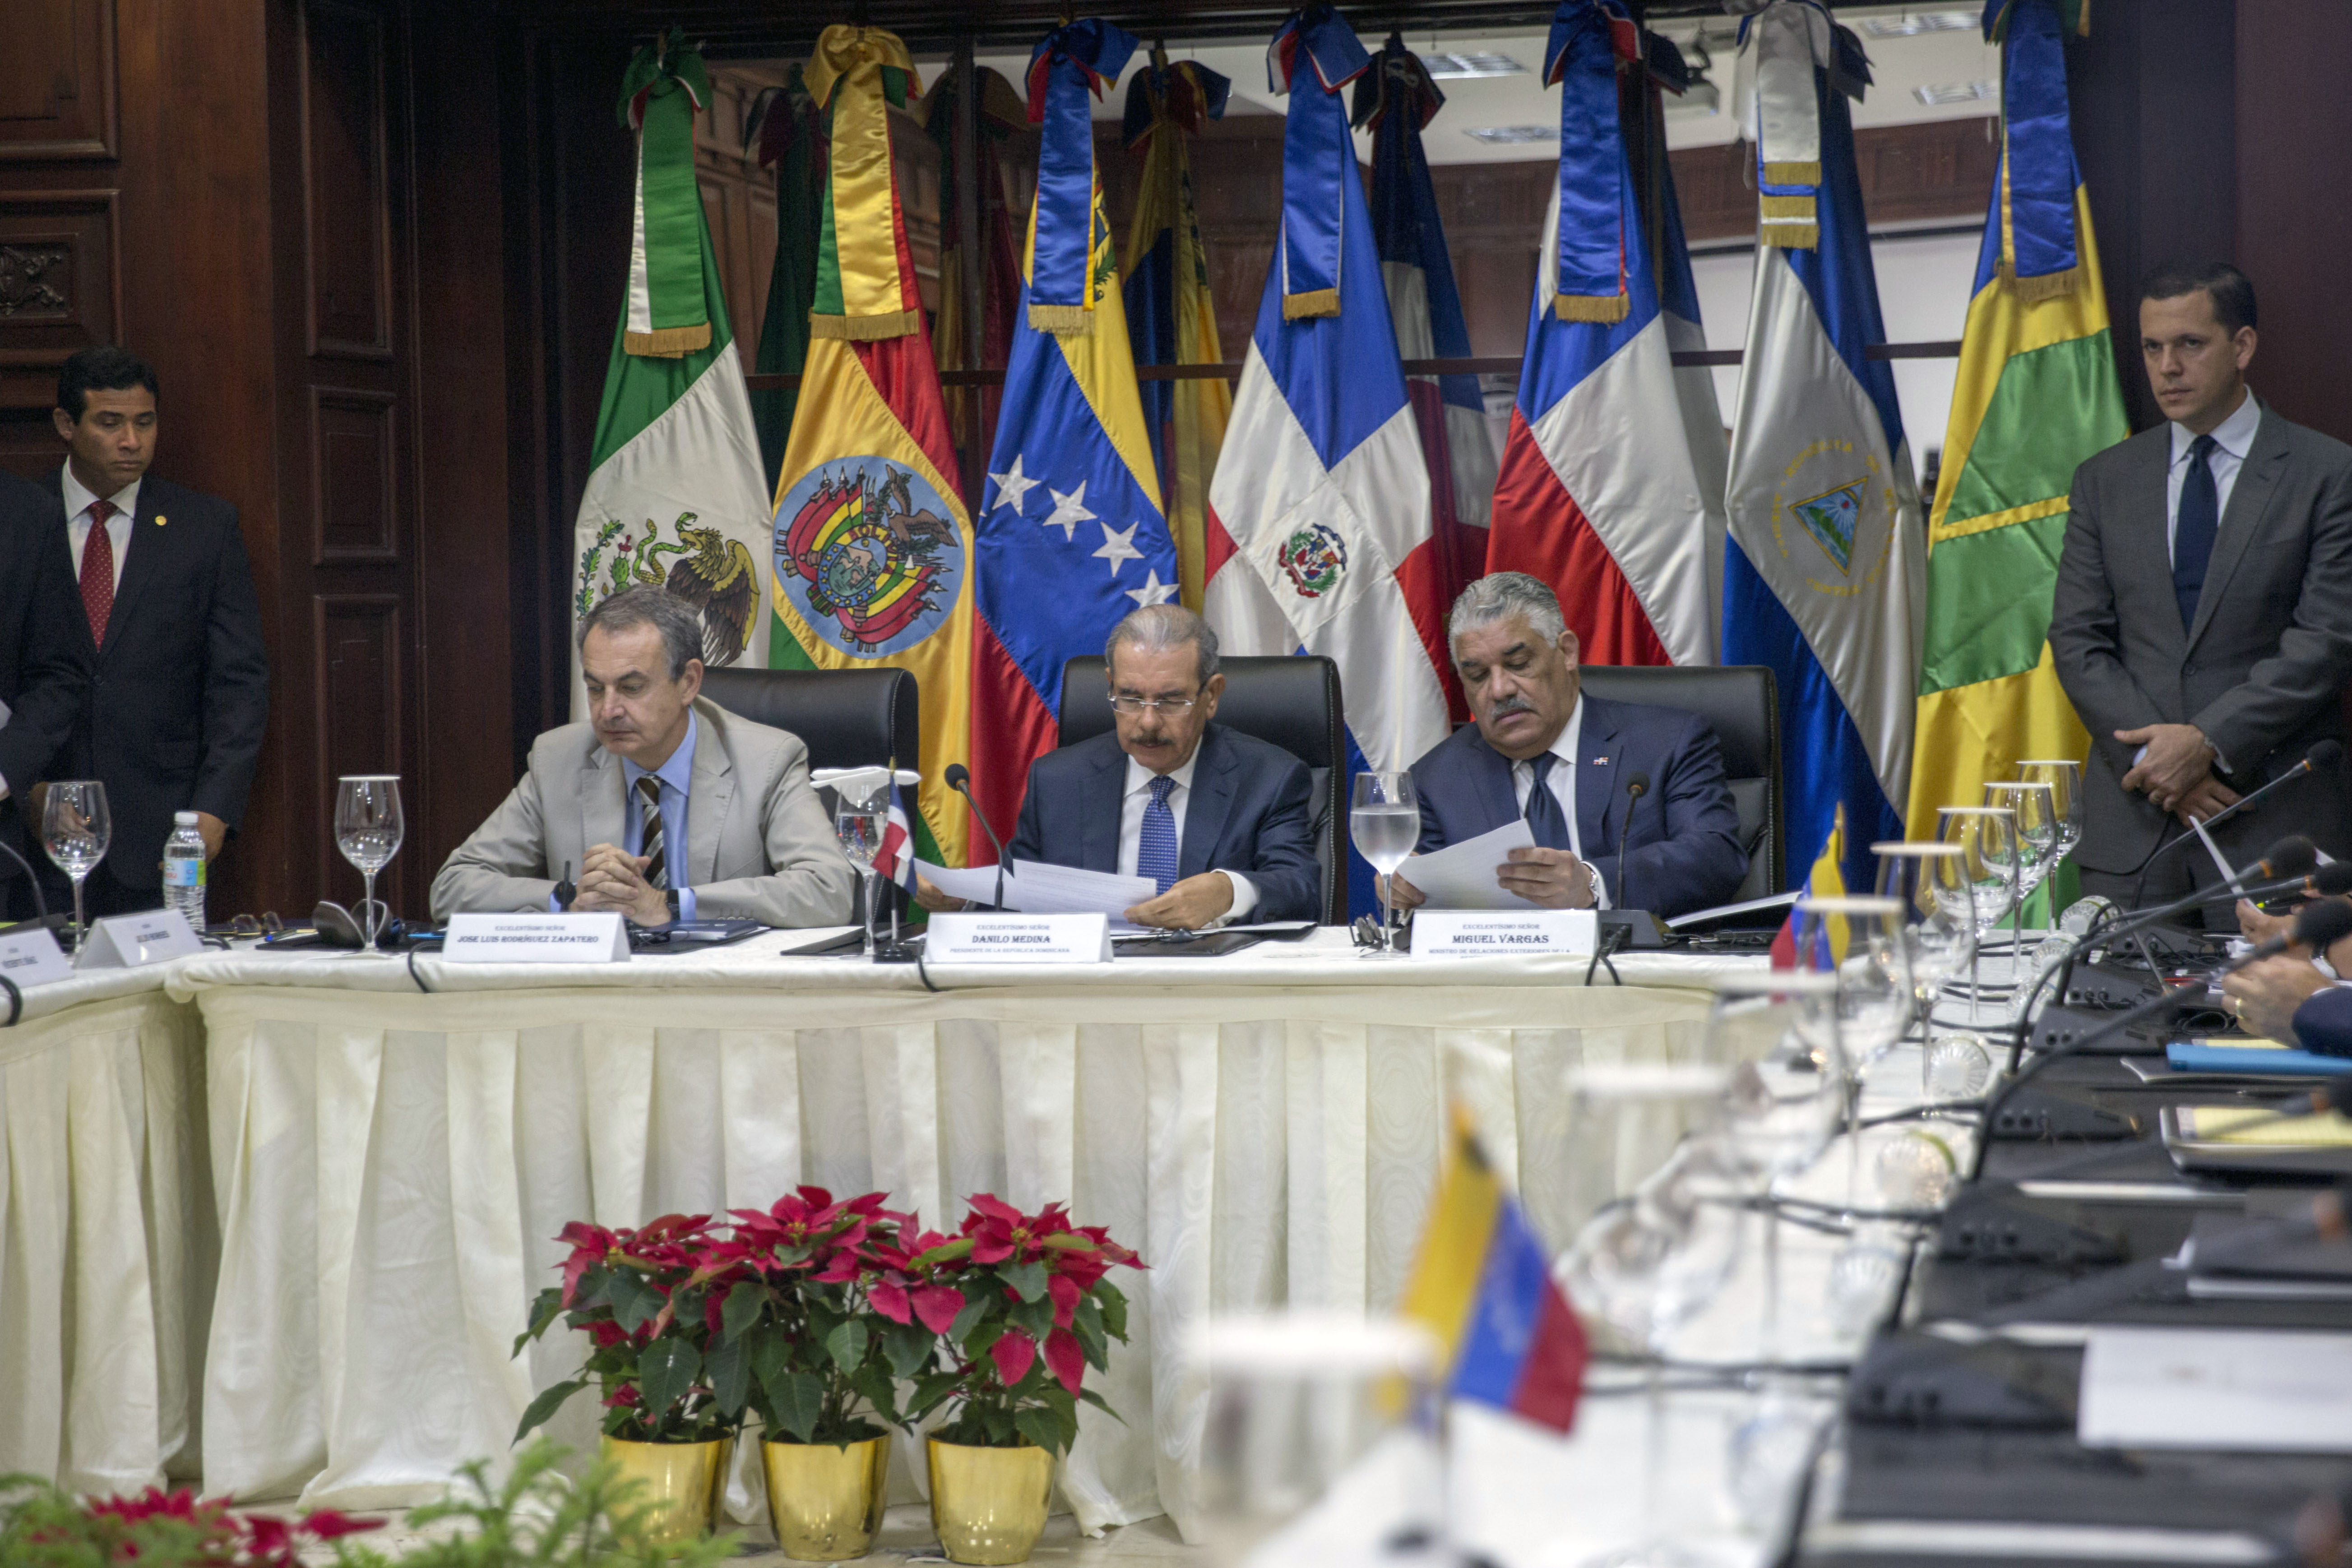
[301,0,392,359]
[0,0,118,162]
[309,385,396,562]
[311,592,406,910]
[0,189,119,416]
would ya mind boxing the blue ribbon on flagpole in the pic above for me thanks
[1992,0,2079,287]
[1546,1,1631,322]
[1269,5,1370,319]
[1024,19,1138,330]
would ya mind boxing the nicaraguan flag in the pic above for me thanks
[1484,1,1719,667]
[1204,5,1448,911]
[1724,3,1924,893]
[968,20,1181,854]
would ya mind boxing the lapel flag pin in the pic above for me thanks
[1593,755,1609,765]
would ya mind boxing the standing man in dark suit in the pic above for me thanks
[1390,572,1746,920]
[0,469,86,920]
[914,605,1321,929]
[32,347,270,917]
[2051,264,2352,913]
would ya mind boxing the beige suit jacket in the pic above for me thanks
[429,697,856,927]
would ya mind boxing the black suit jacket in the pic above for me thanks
[0,470,85,911]
[1005,724,1321,922]
[1407,693,1747,919]
[2051,401,2352,871]
[43,471,270,888]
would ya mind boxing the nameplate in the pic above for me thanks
[1412,910,1595,957]
[75,910,204,970]
[926,913,1111,964]
[443,912,630,964]
[0,926,73,988]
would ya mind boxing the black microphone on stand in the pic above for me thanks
[2125,739,2344,901]
[1613,770,1649,918]
[943,763,1011,911]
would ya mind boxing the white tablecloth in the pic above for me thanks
[0,967,208,1494]
[166,932,1761,1524]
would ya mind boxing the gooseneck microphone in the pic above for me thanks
[2125,739,2344,888]
[1614,771,1650,916]
[943,763,1012,911]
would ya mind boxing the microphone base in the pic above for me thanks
[2060,959,2168,1011]
[1937,1184,2133,1266]
[1985,1080,2142,1140]
[2030,1002,2171,1056]
[1597,910,1666,949]
[1847,1330,2079,1429]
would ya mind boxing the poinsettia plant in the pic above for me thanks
[514,1212,751,1443]
[894,1195,1144,1457]
[0,1480,379,1567]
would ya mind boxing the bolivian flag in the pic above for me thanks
[1904,0,2125,842]
[773,26,974,866]
[1396,1108,1587,1432]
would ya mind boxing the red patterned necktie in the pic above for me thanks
[79,499,115,646]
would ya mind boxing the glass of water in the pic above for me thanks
[834,780,886,958]
[41,780,110,957]
[334,776,403,953]
[1350,771,1419,953]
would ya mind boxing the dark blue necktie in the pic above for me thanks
[1137,775,1179,894]
[1523,753,1572,851]
[2172,433,2219,632]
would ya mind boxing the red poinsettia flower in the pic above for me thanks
[299,1509,385,1540]
[603,1381,643,1408]
[1043,1328,1087,1395]
[962,1193,1046,1265]
[990,1327,1037,1387]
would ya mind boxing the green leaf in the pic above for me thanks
[610,1271,663,1334]
[947,1289,989,1343]
[1008,1295,1055,1342]
[706,1338,751,1417]
[1014,1406,1065,1456]
[513,1287,566,1356]
[637,1339,701,1420]
[722,1280,766,1343]
[751,1328,797,1411]
[1071,1309,1107,1369]
[512,1378,586,1443]
[962,1320,1005,1360]
[883,1320,935,1380]
[806,1298,846,1343]
[771,1371,825,1443]
[825,1318,870,1373]
[981,1403,1016,1444]
[1078,1386,1125,1425]
[999,1259,1049,1303]
[848,1363,900,1424]
[1097,1281,1129,1341]
[906,1373,962,1424]
[913,1236,977,1269]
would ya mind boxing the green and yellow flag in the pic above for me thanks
[771,26,973,866]
[1905,0,2125,841]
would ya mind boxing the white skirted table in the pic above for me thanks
[164,930,1761,1527]
[0,965,209,1495]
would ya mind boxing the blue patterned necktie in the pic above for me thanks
[2173,433,2219,632]
[1137,775,1179,894]
[1523,753,1572,852]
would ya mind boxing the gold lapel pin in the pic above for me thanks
[155,515,167,526]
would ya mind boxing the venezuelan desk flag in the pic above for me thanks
[1906,0,2124,842]
[1355,35,1498,662]
[967,21,1183,847]
[1204,5,1449,842]
[1123,48,1231,612]
[1485,2,1719,667]
[1724,6,1923,896]
[771,28,973,867]
[1771,802,1849,968]
[1397,1108,1588,1432]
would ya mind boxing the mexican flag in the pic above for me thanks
[771,26,973,868]
[1906,0,2125,843]
[572,30,772,715]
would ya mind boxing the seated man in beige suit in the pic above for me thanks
[431,586,855,928]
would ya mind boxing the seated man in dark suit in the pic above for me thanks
[915,605,1320,930]
[1391,572,1745,920]
[0,468,86,920]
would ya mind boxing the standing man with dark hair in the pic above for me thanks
[2051,263,2352,914]
[0,469,86,920]
[34,346,269,917]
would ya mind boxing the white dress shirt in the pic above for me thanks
[2164,391,2260,562]
[60,464,138,591]
[1117,752,1259,921]
[1506,696,1610,908]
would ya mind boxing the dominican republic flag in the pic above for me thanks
[1723,4,1923,892]
[1355,35,1498,690]
[1483,2,1719,668]
[966,20,1182,851]
[1204,5,1449,918]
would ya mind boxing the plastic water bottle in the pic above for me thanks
[163,811,207,930]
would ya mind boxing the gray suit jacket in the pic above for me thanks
[2050,400,2352,871]
[429,697,857,926]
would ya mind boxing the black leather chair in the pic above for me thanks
[1057,655,1348,925]
[1574,664,1783,902]
[697,666,920,774]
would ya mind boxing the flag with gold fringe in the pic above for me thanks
[772,26,974,867]
[1904,0,2125,850]
[572,29,773,712]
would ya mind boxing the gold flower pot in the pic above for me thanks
[926,1438,1054,1566]
[763,1434,890,1561]
[601,1433,734,1549]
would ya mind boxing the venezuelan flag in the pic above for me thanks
[772,27,973,866]
[1771,801,1848,968]
[1396,1110,1587,1433]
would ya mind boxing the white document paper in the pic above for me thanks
[1391,819,1537,910]
[913,857,1156,918]
[2079,1326,2352,1451]
[442,911,630,964]
[77,910,204,969]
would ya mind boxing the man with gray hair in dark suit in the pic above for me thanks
[2051,262,2352,914]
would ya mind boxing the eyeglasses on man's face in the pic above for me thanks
[1108,694,1199,714]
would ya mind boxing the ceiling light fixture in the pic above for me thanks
[1464,125,1555,145]
[1424,51,1528,79]
[1863,10,1979,37]
[1914,79,1998,105]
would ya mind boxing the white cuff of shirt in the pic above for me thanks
[1587,862,1609,911]
[1209,870,1259,927]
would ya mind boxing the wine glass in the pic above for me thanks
[1984,781,2060,921]
[41,780,109,956]
[1873,841,1977,1036]
[1792,895,1909,1209]
[2016,759,2083,863]
[833,778,886,958]
[1351,772,1419,953]
[1936,805,2020,1021]
[334,776,403,954]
